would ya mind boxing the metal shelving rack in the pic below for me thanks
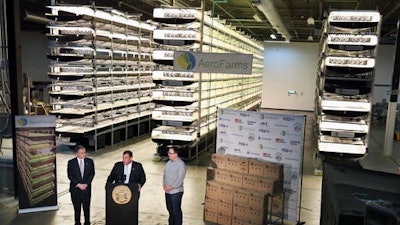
[46,5,156,150]
[150,8,263,160]
[316,10,381,158]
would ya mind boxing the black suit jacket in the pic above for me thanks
[67,157,95,200]
[106,161,146,187]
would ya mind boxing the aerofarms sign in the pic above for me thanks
[173,51,253,74]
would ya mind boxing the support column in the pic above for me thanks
[384,18,400,156]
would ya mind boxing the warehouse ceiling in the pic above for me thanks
[20,0,400,43]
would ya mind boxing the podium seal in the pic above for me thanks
[111,184,132,205]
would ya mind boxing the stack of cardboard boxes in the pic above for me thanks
[204,154,284,225]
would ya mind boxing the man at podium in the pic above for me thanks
[106,150,146,192]
[105,150,146,225]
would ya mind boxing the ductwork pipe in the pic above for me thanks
[22,10,51,24]
[255,0,291,40]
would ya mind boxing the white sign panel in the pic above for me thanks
[173,51,253,74]
[153,8,196,19]
[153,29,197,40]
[216,108,305,222]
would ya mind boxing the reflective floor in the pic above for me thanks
[0,118,399,225]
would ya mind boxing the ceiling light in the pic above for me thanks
[253,14,262,23]
[307,17,315,25]
[270,34,277,39]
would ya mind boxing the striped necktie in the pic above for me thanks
[79,159,84,178]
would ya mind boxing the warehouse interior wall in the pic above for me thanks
[21,31,49,82]
[261,42,396,111]
[261,42,319,111]
[371,44,396,104]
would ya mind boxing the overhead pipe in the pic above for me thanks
[22,10,51,24]
[253,0,291,40]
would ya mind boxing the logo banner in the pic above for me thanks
[15,115,58,213]
[173,51,253,74]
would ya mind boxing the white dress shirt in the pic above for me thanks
[124,162,132,184]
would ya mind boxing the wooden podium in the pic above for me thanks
[105,183,139,225]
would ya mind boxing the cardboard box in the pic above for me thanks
[217,212,232,225]
[205,181,220,199]
[233,188,249,205]
[233,203,249,219]
[248,191,268,210]
[257,177,283,194]
[242,175,259,191]
[248,159,283,181]
[248,160,264,176]
[215,169,231,185]
[228,172,243,188]
[211,154,226,169]
[204,207,218,224]
[220,185,234,202]
[263,163,284,181]
[206,168,216,181]
[209,168,243,188]
[247,207,266,225]
[233,188,268,210]
[243,174,283,194]
[204,195,218,211]
[218,198,233,215]
[233,203,266,224]
[232,216,251,225]
[225,155,249,174]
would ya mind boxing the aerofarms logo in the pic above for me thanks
[176,52,196,71]
[17,118,28,126]
[174,51,253,74]
[198,59,249,70]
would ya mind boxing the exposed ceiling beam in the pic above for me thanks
[382,2,400,21]
[354,0,361,10]
[254,0,291,40]
[212,1,257,36]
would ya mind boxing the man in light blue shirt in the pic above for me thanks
[163,146,186,225]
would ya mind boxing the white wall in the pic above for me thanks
[261,42,319,111]
[261,42,396,111]
[21,31,50,82]
[372,44,396,103]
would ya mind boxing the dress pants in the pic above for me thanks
[71,194,90,225]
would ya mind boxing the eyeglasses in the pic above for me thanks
[167,152,176,155]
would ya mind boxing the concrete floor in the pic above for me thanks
[1,118,399,225]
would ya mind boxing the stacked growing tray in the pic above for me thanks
[46,5,156,149]
[150,8,202,150]
[150,7,264,159]
[316,11,381,158]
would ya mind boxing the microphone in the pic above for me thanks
[116,174,126,183]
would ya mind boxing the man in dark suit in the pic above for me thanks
[106,150,146,193]
[67,145,95,225]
